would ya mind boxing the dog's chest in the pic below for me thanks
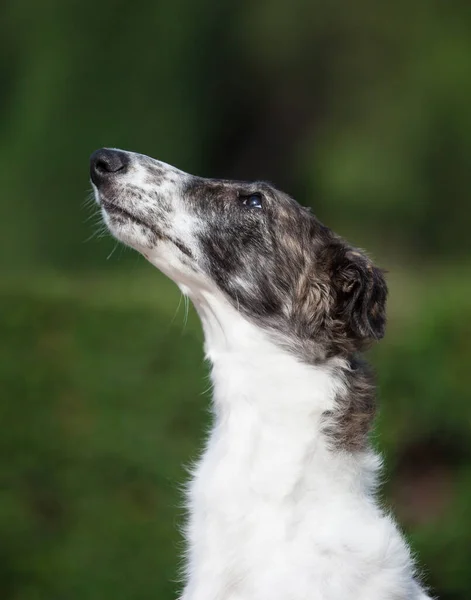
[189,414,357,594]
[182,353,422,599]
[185,412,418,600]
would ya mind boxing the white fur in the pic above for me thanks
[177,287,429,600]
[93,150,431,600]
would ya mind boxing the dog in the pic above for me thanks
[90,148,431,600]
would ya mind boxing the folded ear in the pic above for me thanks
[331,248,387,342]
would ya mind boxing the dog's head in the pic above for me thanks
[91,148,387,359]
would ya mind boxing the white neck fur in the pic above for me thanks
[176,285,427,600]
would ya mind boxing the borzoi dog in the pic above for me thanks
[90,148,431,600]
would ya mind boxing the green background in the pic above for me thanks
[1,1,470,598]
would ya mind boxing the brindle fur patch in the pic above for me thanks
[183,177,387,451]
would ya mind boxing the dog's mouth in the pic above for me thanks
[101,199,151,230]
[100,198,194,260]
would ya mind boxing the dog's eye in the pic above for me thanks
[241,193,263,209]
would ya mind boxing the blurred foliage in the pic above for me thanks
[0,0,470,268]
[1,271,471,600]
[0,278,204,600]
[0,0,470,599]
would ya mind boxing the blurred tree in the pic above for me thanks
[0,0,470,269]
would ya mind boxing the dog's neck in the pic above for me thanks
[176,279,423,600]
[185,285,379,502]
[190,284,344,414]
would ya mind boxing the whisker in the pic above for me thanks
[83,211,102,224]
[182,294,190,331]
[170,293,184,326]
[106,242,119,260]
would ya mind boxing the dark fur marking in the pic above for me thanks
[182,177,388,451]
[323,356,377,452]
[103,165,388,452]
[170,237,194,260]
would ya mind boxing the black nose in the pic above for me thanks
[90,148,130,185]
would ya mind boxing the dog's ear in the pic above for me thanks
[331,247,387,342]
